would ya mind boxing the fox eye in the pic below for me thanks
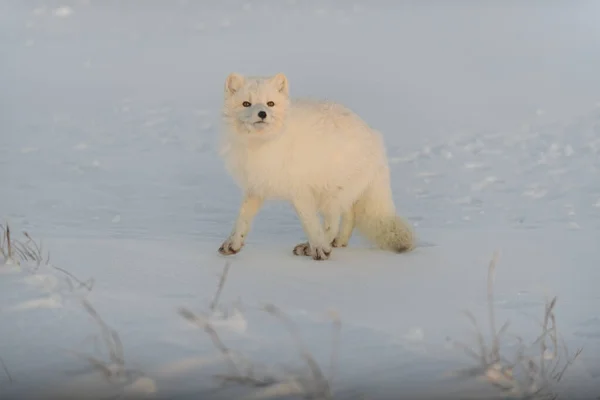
[267,101,275,107]
[242,101,251,107]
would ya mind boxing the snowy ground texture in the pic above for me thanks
[2,0,600,399]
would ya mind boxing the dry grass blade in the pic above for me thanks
[81,299,125,368]
[52,265,95,291]
[210,262,231,313]
[214,374,278,388]
[263,303,332,399]
[451,339,487,365]
[0,223,5,250]
[451,251,584,400]
[6,223,12,259]
[327,310,342,389]
[110,330,125,366]
[1,223,49,267]
[487,251,500,363]
[14,239,39,263]
[244,378,305,400]
[180,302,337,398]
[65,300,145,392]
[179,264,283,388]
[178,307,240,377]
[23,232,43,261]
[554,346,583,383]
[462,310,490,366]
[0,355,13,384]
[497,320,511,340]
[69,350,115,380]
[0,223,12,261]
[549,310,558,357]
[539,297,557,379]
[10,242,29,262]
[69,299,148,392]
[178,307,282,389]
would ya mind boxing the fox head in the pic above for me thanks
[222,72,290,137]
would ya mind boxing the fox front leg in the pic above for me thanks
[291,197,332,261]
[219,193,263,255]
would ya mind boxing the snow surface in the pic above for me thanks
[1,1,600,399]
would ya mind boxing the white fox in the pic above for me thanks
[218,72,415,260]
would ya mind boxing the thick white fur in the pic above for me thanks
[218,72,415,260]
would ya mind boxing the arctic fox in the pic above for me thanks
[218,72,415,260]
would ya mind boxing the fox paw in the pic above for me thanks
[293,242,331,260]
[331,238,348,248]
[293,242,311,256]
[218,236,243,255]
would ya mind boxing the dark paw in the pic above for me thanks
[312,247,331,261]
[218,238,243,255]
[293,242,311,256]
[293,242,331,260]
[331,238,348,248]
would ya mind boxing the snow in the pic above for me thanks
[1,0,600,399]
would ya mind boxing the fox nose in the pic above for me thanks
[257,111,267,119]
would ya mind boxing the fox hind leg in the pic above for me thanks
[332,205,355,248]
[324,207,341,244]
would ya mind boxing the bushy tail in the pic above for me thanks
[354,168,415,252]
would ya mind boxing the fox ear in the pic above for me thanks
[270,73,289,96]
[225,73,245,96]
